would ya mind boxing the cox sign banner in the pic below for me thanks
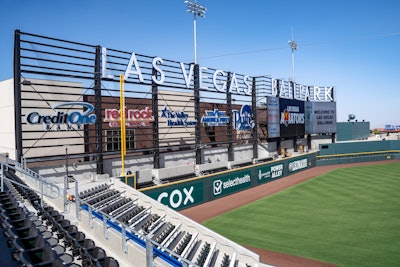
[145,181,203,210]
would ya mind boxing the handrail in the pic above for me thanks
[0,161,61,200]
[79,203,200,267]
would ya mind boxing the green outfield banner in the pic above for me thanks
[257,162,284,184]
[208,169,252,199]
[144,181,204,210]
[141,152,317,210]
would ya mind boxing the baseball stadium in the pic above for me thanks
[0,30,399,267]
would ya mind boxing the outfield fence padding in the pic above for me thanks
[317,140,400,166]
[140,153,317,210]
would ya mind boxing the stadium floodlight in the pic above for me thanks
[288,39,298,82]
[185,0,207,64]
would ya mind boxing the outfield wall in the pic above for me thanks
[140,153,317,210]
[317,140,400,165]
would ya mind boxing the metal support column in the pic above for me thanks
[94,46,104,174]
[226,73,234,161]
[146,240,154,267]
[307,134,312,150]
[152,68,160,169]
[14,30,23,163]
[252,77,258,160]
[194,64,202,164]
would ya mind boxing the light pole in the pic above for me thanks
[185,0,206,64]
[288,39,298,82]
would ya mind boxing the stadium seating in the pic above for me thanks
[0,170,120,267]
[1,161,266,267]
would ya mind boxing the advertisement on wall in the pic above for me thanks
[267,97,280,138]
[232,105,255,131]
[104,106,154,128]
[288,156,309,173]
[145,181,204,210]
[25,101,97,131]
[305,101,337,134]
[257,163,284,184]
[201,109,230,126]
[210,169,252,199]
[141,153,317,210]
[279,98,305,137]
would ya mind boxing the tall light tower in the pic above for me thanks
[185,0,206,64]
[288,38,298,82]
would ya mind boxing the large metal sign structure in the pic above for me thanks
[13,30,336,174]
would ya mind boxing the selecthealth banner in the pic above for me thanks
[141,153,316,211]
[210,169,252,200]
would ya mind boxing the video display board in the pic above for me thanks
[305,101,337,134]
[279,98,305,137]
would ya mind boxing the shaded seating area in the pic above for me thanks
[1,171,120,267]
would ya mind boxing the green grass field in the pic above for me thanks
[203,162,400,267]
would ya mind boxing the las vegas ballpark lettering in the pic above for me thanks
[288,158,308,172]
[101,47,334,101]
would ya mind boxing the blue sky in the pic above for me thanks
[1,0,399,128]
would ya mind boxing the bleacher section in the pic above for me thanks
[0,158,273,267]
[0,170,119,267]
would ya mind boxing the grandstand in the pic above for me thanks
[0,155,273,267]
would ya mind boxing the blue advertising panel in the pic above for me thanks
[267,97,280,138]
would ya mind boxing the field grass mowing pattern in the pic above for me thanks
[203,163,400,267]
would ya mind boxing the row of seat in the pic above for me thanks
[154,223,175,244]
[79,184,242,267]
[2,170,119,267]
[196,242,211,267]
[79,184,111,200]
[79,185,213,266]
[221,253,231,267]
[1,189,72,266]
[38,205,111,266]
[174,232,192,256]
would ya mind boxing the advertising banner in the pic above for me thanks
[142,153,317,210]
[305,101,337,134]
[256,162,284,184]
[279,98,305,137]
[144,181,204,210]
[210,169,252,199]
[287,156,309,174]
[267,97,280,138]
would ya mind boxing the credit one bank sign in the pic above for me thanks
[101,47,334,101]
[25,102,96,131]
